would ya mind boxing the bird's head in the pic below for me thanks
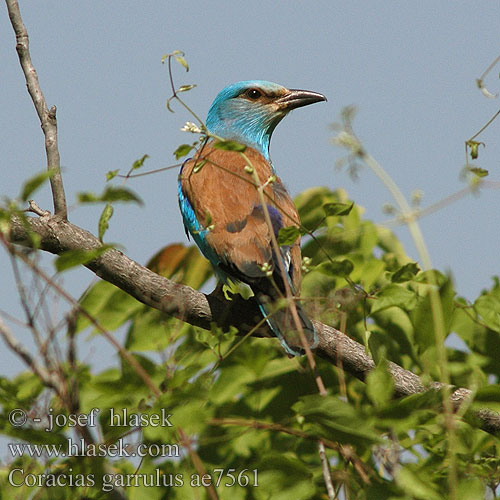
[206,80,326,160]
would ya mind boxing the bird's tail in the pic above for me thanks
[255,291,318,356]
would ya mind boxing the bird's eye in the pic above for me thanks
[246,88,262,100]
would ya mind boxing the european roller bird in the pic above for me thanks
[178,81,326,355]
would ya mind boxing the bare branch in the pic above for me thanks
[5,0,67,219]
[2,232,162,398]
[319,440,337,499]
[0,315,63,395]
[7,213,500,436]
[28,200,51,217]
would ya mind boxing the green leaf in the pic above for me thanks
[396,467,442,500]
[366,358,394,407]
[391,262,420,282]
[413,269,447,286]
[132,154,149,170]
[376,388,444,421]
[255,454,314,500]
[472,385,500,412]
[213,140,246,152]
[145,391,213,440]
[469,166,488,177]
[0,208,11,234]
[174,144,194,160]
[317,259,354,278]
[411,277,455,351]
[76,281,142,333]
[474,293,500,332]
[106,169,119,181]
[211,366,271,406]
[466,140,485,160]
[193,159,207,173]
[323,201,354,216]
[277,226,301,246]
[371,284,417,314]
[294,394,380,446]
[294,186,335,230]
[20,170,56,202]
[457,478,484,500]
[55,245,113,272]
[173,50,189,71]
[98,203,114,241]
[125,309,171,351]
[78,186,143,205]
[178,84,196,92]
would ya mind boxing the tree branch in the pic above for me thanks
[8,214,500,436]
[0,315,63,395]
[6,0,67,219]
[4,0,499,439]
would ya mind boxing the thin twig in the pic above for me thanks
[211,417,372,482]
[476,53,500,99]
[0,315,62,395]
[6,0,67,218]
[0,235,162,398]
[469,109,500,142]
[241,152,335,498]
[478,53,500,83]
[178,428,220,500]
[319,440,338,499]
[211,417,340,449]
[338,126,458,497]
[165,52,205,126]
[118,163,183,178]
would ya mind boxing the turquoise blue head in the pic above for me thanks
[206,80,326,160]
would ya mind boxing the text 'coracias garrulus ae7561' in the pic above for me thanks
[178,80,326,356]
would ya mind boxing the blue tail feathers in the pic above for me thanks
[255,292,318,356]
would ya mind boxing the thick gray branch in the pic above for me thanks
[6,0,67,218]
[8,214,500,436]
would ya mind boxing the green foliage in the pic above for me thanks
[131,154,150,171]
[54,245,114,272]
[277,226,301,246]
[98,203,114,241]
[466,140,485,160]
[173,143,194,159]
[77,186,143,205]
[323,201,354,216]
[3,187,500,499]
[213,140,247,152]
[106,169,119,181]
[165,49,189,72]
[19,169,56,202]
[469,166,489,177]
[76,182,142,241]
[391,262,420,283]
[193,159,207,173]
[178,84,196,93]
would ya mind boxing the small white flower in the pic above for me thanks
[180,121,202,133]
[259,262,273,277]
[301,256,312,273]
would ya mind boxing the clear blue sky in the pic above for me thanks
[1,2,500,380]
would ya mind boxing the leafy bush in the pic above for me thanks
[2,187,499,499]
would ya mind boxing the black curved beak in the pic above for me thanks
[277,89,327,110]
